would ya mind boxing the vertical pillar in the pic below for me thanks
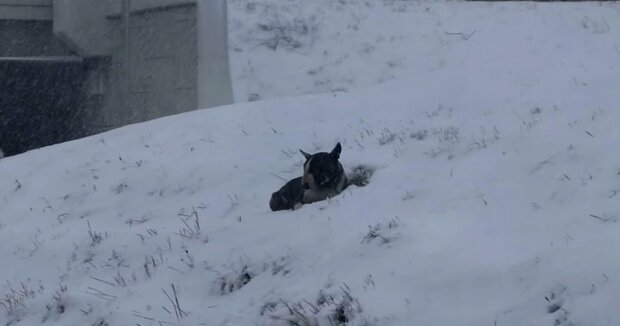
[121,0,131,118]
[197,0,233,109]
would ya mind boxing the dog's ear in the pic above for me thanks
[330,143,342,159]
[299,149,312,160]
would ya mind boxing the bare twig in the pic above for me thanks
[271,172,288,181]
[132,310,155,321]
[86,287,116,301]
[175,208,204,241]
[444,30,476,40]
[162,284,188,320]
[589,214,614,222]
[89,276,116,287]
[87,221,103,245]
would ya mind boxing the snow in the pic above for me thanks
[228,0,620,103]
[2,1,620,325]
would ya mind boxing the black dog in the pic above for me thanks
[270,143,348,211]
[300,142,348,204]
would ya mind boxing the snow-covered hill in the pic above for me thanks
[228,0,620,102]
[1,1,620,325]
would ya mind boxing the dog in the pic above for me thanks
[269,143,348,211]
[300,142,348,205]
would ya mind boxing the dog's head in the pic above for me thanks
[300,143,344,191]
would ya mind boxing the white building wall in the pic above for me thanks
[4,0,233,133]
[52,0,233,120]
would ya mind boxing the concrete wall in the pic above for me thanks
[52,0,114,56]
[0,0,52,21]
[129,4,198,122]
[197,0,233,109]
[103,4,198,127]
[106,0,194,16]
[1,0,234,155]
[50,0,233,128]
[51,0,195,57]
[0,1,89,156]
[0,19,73,56]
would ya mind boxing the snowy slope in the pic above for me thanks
[228,0,620,102]
[2,1,620,326]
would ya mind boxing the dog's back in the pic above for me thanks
[270,177,305,211]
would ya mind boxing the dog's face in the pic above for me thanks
[300,143,344,191]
